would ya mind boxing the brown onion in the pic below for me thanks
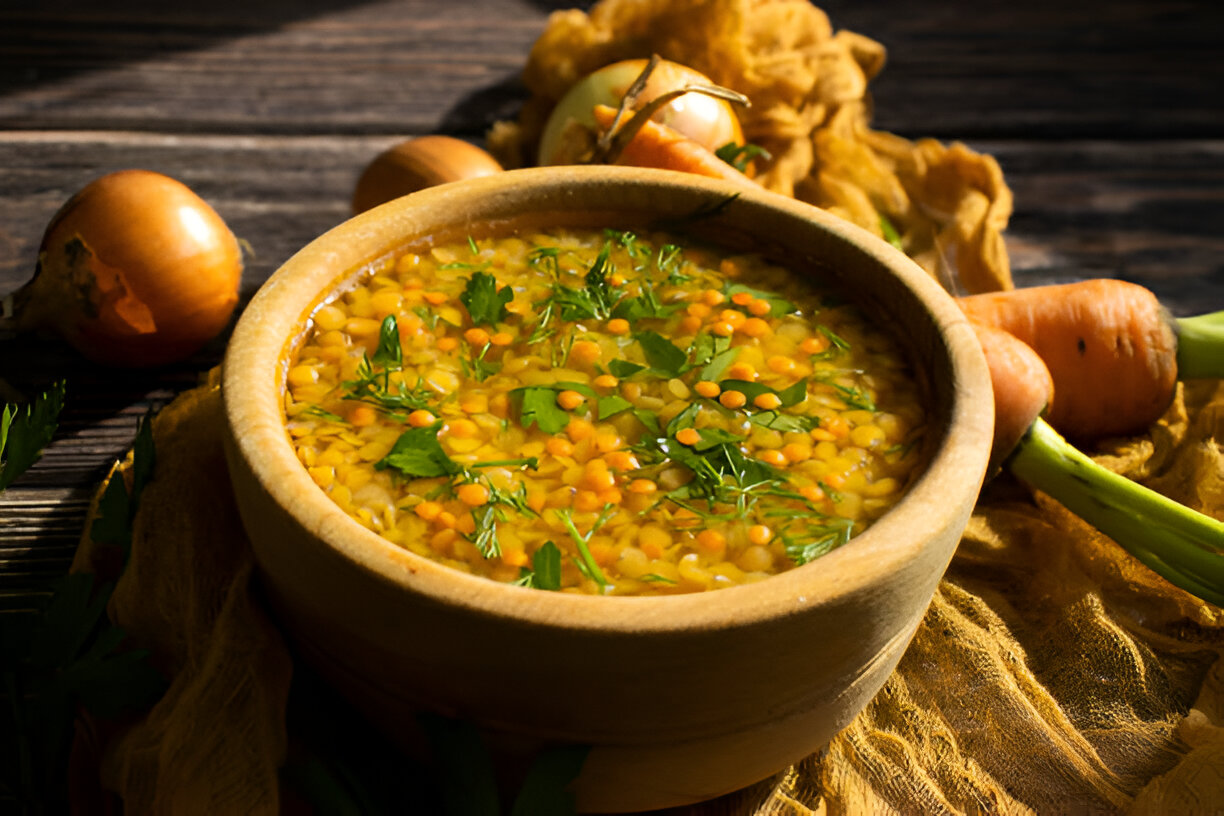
[4,169,243,367]
[538,58,745,166]
[351,136,504,214]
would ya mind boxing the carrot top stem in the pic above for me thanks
[1007,417,1224,606]
[1175,310,1224,380]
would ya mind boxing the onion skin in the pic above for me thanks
[15,169,242,367]
[538,59,745,166]
[351,136,505,214]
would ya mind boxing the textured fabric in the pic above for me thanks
[487,0,1014,294]
[71,373,293,816]
[71,377,1224,814]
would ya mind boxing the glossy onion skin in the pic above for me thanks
[538,59,744,166]
[29,169,242,367]
[351,136,505,214]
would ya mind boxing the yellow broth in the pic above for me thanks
[283,228,927,595]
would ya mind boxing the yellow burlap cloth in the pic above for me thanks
[488,0,1015,295]
[70,372,1224,814]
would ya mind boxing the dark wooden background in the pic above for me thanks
[2,0,1222,614]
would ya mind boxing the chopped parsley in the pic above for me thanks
[514,540,563,591]
[339,315,432,415]
[375,423,462,479]
[460,271,513,326]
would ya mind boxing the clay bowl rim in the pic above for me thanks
[222,165,993,634]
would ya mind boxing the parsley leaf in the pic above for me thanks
[460,271,513,326]
[718,378,808,409]
[0,379,66,491]
[375,424,461,479]
[607,359,646,379]
[516,541,563,591]
[371,315,402,368]
[513,387,572,434]
[634,331,688,377]
[611,293,677,322]
[596,395,633,420]
[724,283,796,317]
[747,412,815,433]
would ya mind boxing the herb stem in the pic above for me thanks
[557,508,609,589]
[469,457,539,470]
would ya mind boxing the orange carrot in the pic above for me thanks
[958,279,1178,440]
[971,322,1054,470]
[591,104,759,188]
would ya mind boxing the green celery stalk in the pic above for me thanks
[1175,310,1224,380]
[1006,418,1224,606]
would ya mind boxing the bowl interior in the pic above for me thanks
[222,164,993,632]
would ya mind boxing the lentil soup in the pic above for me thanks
[282,228,927,596]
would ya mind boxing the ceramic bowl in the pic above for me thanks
[221,166,993,812]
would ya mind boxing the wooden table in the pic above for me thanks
[2,0,1222,624]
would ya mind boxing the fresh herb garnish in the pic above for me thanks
[301,404,346,423]
[375,423,462,479]
[515,541,563,591]
[460,339,500,382]
[556,506,612,590]
[339,316,432,415]
[879,213,905,251]
[747,411,816,433]
[718,378,808,408]
[548,243,617,321]
[0,380,66,491]
[633,330,688,377]
[782,519,854,565]
[714,141,772,172]
[811,324,851,359]
[371,315,403,368]
[511,382,629,433]
[611,290,676,322]
[596,394,633,420]
[469,504,502,558]
[512,386,573,434]
[724,283,795,317]
[460,271,513,326]
[812,379,876,411]
[655,243,689,284]
[608,359,646,379]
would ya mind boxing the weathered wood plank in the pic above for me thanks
[3,133,1221,312]
[2,0,1222,139]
